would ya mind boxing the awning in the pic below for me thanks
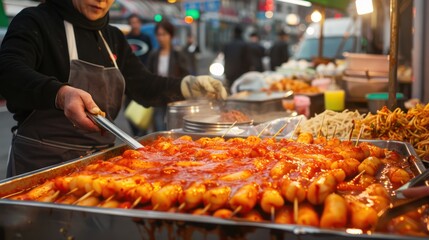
[305,0,351,12]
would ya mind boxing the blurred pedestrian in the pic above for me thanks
[223,26,251,87]
[248,32,265,72]
[269,30,290,71]
[126,14,152,65]
[183,34,200,75]
[125,14,153,136]
[147,20,190,131]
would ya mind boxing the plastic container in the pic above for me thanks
[366,92,405,113]
[294,95,311,118]
[343,53,389,73]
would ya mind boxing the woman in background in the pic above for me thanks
[147,20,190,131]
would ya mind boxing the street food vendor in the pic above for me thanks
[0,0,227,177]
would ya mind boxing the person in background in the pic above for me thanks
[248,32,265,72]
[223,25,251,88]
[146,20,190,131]
[0,0,226,177]
[124,14,153,136]
[183,34,200,75]
[269,30,290,71]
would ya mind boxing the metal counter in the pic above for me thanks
[0,132,426,240]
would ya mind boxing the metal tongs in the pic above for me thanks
[86,113,143,149]
[374,168,429,231]
[395,167,429,199]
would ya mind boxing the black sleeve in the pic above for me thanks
[176,51,191,78]
[114,29,184,107]
[0,9,64,112]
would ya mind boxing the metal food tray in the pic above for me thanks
[0,132,427,240]
[226,91,293,115]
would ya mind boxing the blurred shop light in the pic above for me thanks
[186,9,200,20]
[210,63,224,77]
[356,0,373,15]
[265,11,274,19]
[306,26,315,35]
[310,10,322,23]
[286,13,300,25]
[184,16,194,24]
[167,0,177,3]
[154,14,163,22]
[276,0,312,7]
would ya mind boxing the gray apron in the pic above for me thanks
[6,21,125,177]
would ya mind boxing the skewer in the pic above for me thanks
[177,202,186,212]
[201,204,211,214]
[152,204,159,211]
[352,170,366,183]
[257,123,271,138]
[66,188,79,195]
[293,197,299,223]
[355,124,365,147]
[0,189,27,199]
[97,194,115,207]
[317,114,326,138]
[348,120,355,142]
[273,122,289,138]
[72,190,94,205]
[131,196,142,208]
[231,205,242,217]
[270,206,275,222]
[289,118,302,140]
[332,125,338,139]
[221,121,237,138]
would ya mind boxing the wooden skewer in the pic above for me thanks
[231,205,243,217]
[152,204,159,211]
[72,190,94,205]
[201,204,211,214]
[348,120,355,142]
[177,202,186,212]
[257,123,271,138]
[0,189,27,199]
[355,124,365,147]
[66,188,79,195]
[317,114,326,138]
[293,197,299,223]
[352,170,366,183]
[270,206,275,222]
[131,196,142,209]
[332,125,338,139]
[97,194,115,207]
[289,118,303,140]
[221,121,237,138]
[273,122,289,138]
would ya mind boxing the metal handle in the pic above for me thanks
[87,113,143,149]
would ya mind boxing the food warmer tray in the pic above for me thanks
[0,132,426,240]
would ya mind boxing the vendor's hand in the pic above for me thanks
[55,85,101,132]
[181,75,227,100]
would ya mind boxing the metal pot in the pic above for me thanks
[166,100,218,130]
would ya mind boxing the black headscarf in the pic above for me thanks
[47,0,109,30]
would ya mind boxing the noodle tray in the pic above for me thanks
[0,132,427,240]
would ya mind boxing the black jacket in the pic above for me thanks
[269,40,290,70]
[223,38,251,86]
[0,2,183,125]
[146,48,190,79]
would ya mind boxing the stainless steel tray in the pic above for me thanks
[0,132,427,240]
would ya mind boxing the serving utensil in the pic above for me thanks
[87,113,143,149]
[374,194,429,232]
[395,167,429,199]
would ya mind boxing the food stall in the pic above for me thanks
[0,1,428,240]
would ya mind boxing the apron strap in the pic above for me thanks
[64,20,118,69]
[64,21,78,60]
[98,31,119,69]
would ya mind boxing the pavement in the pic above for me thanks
[0,51,216,180]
